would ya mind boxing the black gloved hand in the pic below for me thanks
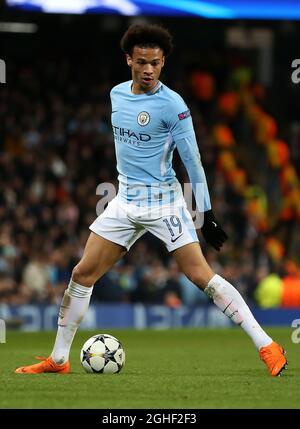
[201,209,228,251]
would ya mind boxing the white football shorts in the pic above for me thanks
[89,196,199,252]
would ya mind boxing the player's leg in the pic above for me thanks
[173,242,287,376]
[15,233,126,374]
[143,202,287,376]
[50,233,127,365]
[15,197,146,374]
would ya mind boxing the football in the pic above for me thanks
[80,334,125,374]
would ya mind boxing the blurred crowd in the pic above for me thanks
[0,52,300,308]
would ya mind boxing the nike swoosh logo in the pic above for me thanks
[212,222,217,227]
[171,234,183,243]
[112,110,117,113]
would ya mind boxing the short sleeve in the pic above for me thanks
[164,95,195,141]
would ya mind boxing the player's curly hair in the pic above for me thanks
[120,24,173,57]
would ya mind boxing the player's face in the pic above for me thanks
[126,46,165,94]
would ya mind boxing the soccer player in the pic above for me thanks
[15,24,287,376]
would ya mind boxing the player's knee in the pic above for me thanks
[72,264,96,287]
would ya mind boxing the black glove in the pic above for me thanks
[201,210,228,251]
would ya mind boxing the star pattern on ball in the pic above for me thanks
[81,334,125,374]
[81,347,92,366]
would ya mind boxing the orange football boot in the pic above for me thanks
[15,356,70,374]
[259,342,287,376]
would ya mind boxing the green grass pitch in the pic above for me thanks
[1,328,299,409]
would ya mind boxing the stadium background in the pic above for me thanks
[1,1,300,330]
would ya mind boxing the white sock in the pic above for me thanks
[51,279,93,364]
[204,274,272,350]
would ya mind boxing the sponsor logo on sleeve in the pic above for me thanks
[178,109,191,120]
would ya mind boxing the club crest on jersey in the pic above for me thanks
[137,111,150,126]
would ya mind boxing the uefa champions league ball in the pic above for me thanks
[80,334,125,374]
